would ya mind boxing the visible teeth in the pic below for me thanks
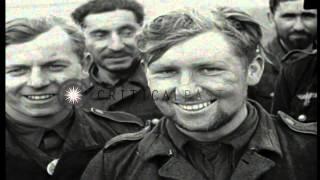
[26,94,54,100]
[178,101,213,111]
[192,104,199,110]
[198,104,203,109]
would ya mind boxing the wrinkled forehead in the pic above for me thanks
[83,10,139,31]
[6,27,76,64]
[277,0,317,12]
[148,31,240,68]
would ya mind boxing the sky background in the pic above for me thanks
[6,0,274,42]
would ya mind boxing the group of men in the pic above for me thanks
[5,0,317,180]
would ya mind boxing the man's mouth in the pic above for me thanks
[290,33,308,38]
[24,94,55,101]
[175,100,216,112]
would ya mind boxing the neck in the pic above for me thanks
[6,105,72,129]
[96,66,120,86]
[176,103,248,142]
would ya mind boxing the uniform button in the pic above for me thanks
[298,114,307,122]
[270,92,275,97]
[151,118,160,125]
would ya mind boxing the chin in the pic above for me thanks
[173,115,225,132]
[106,63,134,72]
[23,107,62,118]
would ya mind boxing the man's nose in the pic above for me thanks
[26,67,50,88]
[109,32,125,51]
[175,72,202,99]
[292,17,305,31]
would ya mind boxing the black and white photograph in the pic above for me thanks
[5,0,317,179]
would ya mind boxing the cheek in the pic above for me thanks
[305,21,318,31]
[86,40,104,53]
[200,73,241,96]
[6,76,27,90]
[54,65,82,83]
[6,79,25,98]
[148,78,177,100]
[274,18,291,29]
[123,38,137,47]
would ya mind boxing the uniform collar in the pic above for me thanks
[87,60,145,87]
[230,101,283,180]
[137,101,282,180]
[245,100,282,157]
[82,62,148,100]
[5,112,73,148]
[139,101,282,160]
[264,36,287,70]
[60,108,102,152]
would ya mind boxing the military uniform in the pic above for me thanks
[6,107,144,180]
[81,101,317,180]
[81,62,162,121]
[248,36,286,112]
[272,49,317,122]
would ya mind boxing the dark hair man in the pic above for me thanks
[248,0,317,111]
[81,8,316,180]
[71,0,161,121]
[5,17,144,180]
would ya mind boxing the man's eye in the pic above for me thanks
[120,29,135,38]
[6,68,28,76]
[48,64,67,72]
[154,69,177,77]
[200,67,221,75]
[281,14,296,19]
[302,13,317,19]
[92,32,108,39]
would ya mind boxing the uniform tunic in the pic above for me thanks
[81,62,162,121]
[6,107,144,180]
[81,101,317,180]
[272,50,317,122]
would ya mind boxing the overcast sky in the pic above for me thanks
[6,0,269,22]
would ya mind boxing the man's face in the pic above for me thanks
[83,10,141,72]
[6,27,83,118]
[272,0,317,49]
[146,31,251,132]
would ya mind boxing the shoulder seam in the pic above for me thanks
[282,49,317,64]
[104,124,152,150]
[89,108,144,127]
[278,111,317,135]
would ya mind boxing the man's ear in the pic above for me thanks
[267,12,275,25]
[82,52,93,71]
[79,52,92,79]
[143,63,151,87]
[246,55,264,86]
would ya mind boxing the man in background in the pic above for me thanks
[248,0,317,111]
[72,0,161,121]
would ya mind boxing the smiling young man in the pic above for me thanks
[5,17,144,180]
[81,8,316,180]
[72,0,161,121]
[248,0,317,111]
